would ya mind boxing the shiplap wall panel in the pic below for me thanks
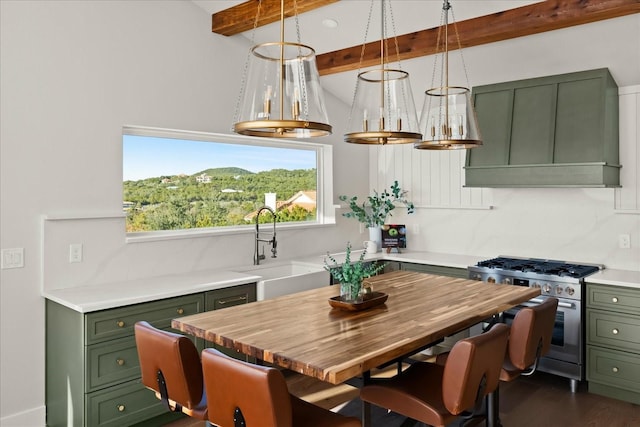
[371,144,490,210]
[615,87,640,212]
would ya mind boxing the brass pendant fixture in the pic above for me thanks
[415,0,482,150]
[233,0,332,138]
[344,0,422,145]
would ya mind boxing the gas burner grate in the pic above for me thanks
[475,257,600,279]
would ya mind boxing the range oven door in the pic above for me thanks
[502,295,582,366]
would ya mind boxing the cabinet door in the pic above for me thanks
[510,84,556,165]
[469,89,512,167]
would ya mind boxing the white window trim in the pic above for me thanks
[123,126,336,243]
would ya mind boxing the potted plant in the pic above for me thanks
[324,242,386,302]
[339,180,414,251]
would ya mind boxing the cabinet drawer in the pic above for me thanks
[205,283,256,311]
[86,294,205,344]
[87,336,140,392]
[86,380,165,427]
[588,284,640,315]
[587,309,640,353]
[587,346,640,393]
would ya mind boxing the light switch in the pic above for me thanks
[1,248,24,269]
[69,243,83,263]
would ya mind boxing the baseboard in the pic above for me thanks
[0,406,46,427]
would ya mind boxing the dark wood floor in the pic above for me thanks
[165,369,640,427]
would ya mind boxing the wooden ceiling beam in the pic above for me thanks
[212,0,339,36]
[316,0,640,76]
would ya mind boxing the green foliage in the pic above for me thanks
[338,180,414,227]
[124,167,317,231]
[324,242,386,298]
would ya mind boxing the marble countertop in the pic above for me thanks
[585,268,640,289]
[43,249,638,312]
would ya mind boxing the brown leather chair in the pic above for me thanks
[487,297,558,424]
[134,321,207,420]
[360,323,510,427]
[201,348,361,427]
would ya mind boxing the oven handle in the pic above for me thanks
[530,298,575,309]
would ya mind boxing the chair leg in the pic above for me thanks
[486,386,502,427]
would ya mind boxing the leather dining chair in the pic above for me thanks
[487,297,558,425]
[201,347,361,427]
[134,321,208,421]
[360,323,510,427]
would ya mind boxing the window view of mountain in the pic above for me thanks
[124,167,317,232]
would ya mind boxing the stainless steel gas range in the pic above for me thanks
[468,256,603,392]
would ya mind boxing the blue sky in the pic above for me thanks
[123,135,316,181]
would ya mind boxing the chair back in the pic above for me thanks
[134,321,205,412]
[442,323,510,415]
[508,298,558,371]
[201,348,293,427]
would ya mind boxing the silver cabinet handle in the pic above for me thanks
[117,404,125,412]
[612,328,619,335]
[176,308,184,315]
[612,367,619,373]
[116,358,125,366]
[612,297,619,303]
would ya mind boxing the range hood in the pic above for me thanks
[465,68,620,188]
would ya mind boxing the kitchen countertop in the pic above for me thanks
[43,250,638,312]
[585,268,640,290]
[43,269,262,313]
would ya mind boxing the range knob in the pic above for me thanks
[543,284,552,294]
[566,287,575,296]
[488,277,496,283]
[556,286,563,295]
[502,277,512,285]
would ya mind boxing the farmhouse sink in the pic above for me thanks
[234,261,329,301]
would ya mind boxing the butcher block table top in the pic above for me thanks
[172,270,539,385]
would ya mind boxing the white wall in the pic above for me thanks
[0,1,364,425]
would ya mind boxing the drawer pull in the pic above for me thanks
[116,358,125,366]
[612,367,619,373]
[612,328,619,335]
[218,296,247,305]
[612,297,619,303]
[177,308,184,315]
[116,320,125,328]
[117,404,126,412]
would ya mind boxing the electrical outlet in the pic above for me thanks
[618,234,631,249]
[1,248,24,269]
[69,243,83,263]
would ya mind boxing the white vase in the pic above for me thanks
[368,226,382,253]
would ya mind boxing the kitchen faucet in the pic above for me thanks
[254,206,277,265]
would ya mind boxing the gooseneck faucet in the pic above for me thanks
[254,206,277,265]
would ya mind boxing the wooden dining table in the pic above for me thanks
[172,270,539,425]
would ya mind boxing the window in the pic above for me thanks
[123,126,334,237]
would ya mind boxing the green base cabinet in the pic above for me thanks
[46,283,256,427]
[586,283,640,405]
[466,68,620,188]
[399,262,467,279]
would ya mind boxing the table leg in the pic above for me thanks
[361,371,372,427]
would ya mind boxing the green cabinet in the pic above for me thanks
[399,262,467,279]
[465,68,620,187]
[46,283,256,427]
[586,283,640,405]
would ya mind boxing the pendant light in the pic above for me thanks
[233,0,332,138]
[344,0,422,145]
[415,0,482,150]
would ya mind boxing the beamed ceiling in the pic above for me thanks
[210,0,640,76]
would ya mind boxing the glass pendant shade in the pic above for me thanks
[233,0,331,138]
[415,0,482,150]
[415,85,482,149]
[344,0,422,145]
[345,68,422,145]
